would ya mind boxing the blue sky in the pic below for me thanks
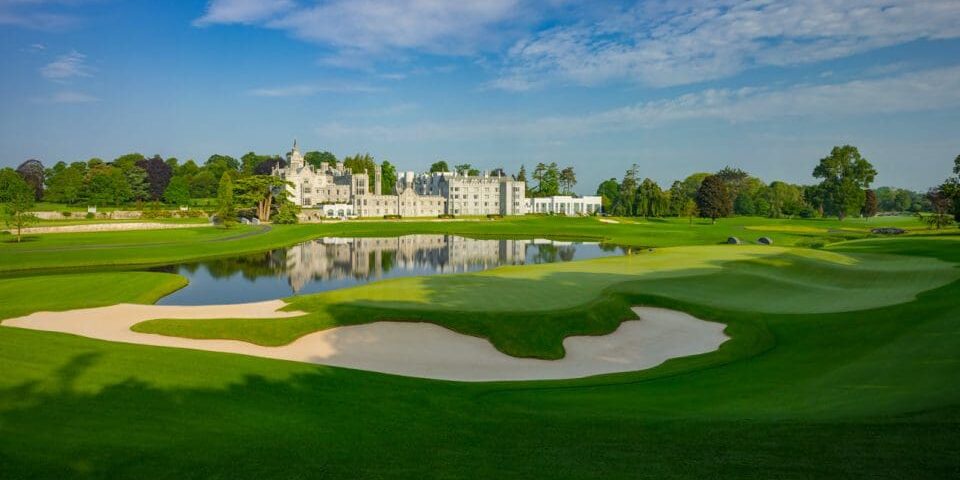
[1,0,959,193]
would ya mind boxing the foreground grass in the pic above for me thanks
[0,272,186,320]
[1,217,959,478]
[2,245,959,477]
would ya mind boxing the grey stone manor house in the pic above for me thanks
[273,141,602,218]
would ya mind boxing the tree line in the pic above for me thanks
[595,145,958,225]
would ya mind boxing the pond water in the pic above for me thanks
[153,235,627,305]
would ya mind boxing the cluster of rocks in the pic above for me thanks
[727,236,774,245]
[870,227,906,235]
[239,217,261,225]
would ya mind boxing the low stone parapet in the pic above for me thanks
[7,222,213,235]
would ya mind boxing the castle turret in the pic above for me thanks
[287,139,305,170]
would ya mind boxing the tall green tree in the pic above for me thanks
[380,160,398,194]
[0,168,23,203]
[43,161,86,204]
[190,170,218,199]
[862,189,878,219]
[235,175,290,222]
[532,163,547,194]
[596,178,620,213]
[343,153,377,187]
[936,154,960,222]
[636,178,666,217]
[539,163,560,197]
[164,176,191,206]
[696,175,732,223]
[812,145,877,220]
[454,164,473,175]
[560,167,577,194]
[668,181,687,216]
[429,161,449,173]
[516,165,527,184]
[614,165,639,216]
[304,151,337,169]
[125,166,150,203]
[924,187,954,229]
[766,181,804,218]
[112,153,146,172]
[205,154,239,181]
[2,174,38,242]
[216,172,236,228]
[681,198,699,224]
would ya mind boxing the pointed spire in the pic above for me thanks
[293,138,298,151]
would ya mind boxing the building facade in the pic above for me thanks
[527,195,602,216]
[273,140,381,208]
[274,141,599,218]
[398,171,528,216]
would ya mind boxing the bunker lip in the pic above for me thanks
[3,302,729,382]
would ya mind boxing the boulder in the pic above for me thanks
[758,237,773,245]
[251,217,261,225]
[240,217,250,225]
[727,237,741,245]
[871,227,906,235]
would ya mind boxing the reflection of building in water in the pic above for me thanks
[284,235,560,293]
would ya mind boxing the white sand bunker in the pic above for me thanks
[4,302,728,382]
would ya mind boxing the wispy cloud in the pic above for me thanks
[195,0,552,62]
[34,90,100,104]
[40,51,93,80]
[193,0,294,26]
[321,66,960,141]
[247,83,385,97]
[0,0,94,30]
[493,0,960,89]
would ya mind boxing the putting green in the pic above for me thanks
[130,243,959,359]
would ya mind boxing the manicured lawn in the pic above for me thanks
[132,243,959,358]
[1,216,959,478]
[0,214,938,273]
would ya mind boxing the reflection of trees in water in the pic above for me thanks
[599,243,620,252]
[201,249,287,280]
[529,244,577,263]
[159,236,624,295]
[531,245,558,264]
[381,250,397,273]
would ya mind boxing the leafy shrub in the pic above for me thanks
[383,214,402,220]
[438,214,455,219]
[61,211,72,218]
[273,203,300,224]
[486,214,503,219]
[798,205,819,218]
[85,212,95,219]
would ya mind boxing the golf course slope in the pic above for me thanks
[5,304,728,381]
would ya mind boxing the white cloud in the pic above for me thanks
[319,66,960,141]
[247,83,384,97]
[196,0,548,60]
[40,51,93,79]
[494,0,960,89]
[193,0,294,26]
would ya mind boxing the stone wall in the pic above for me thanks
[9,222,213,235]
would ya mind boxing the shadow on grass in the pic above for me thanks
[3,307,959,480]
